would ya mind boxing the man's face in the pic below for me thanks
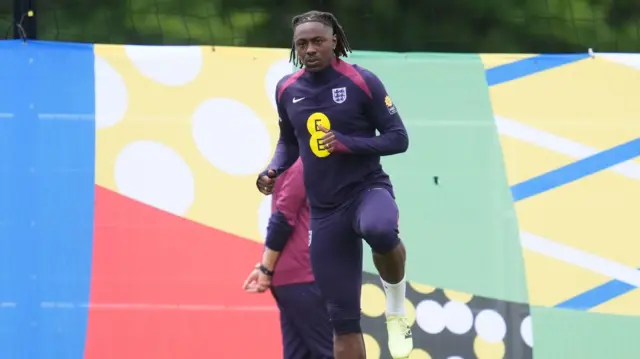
[293,22,337,72]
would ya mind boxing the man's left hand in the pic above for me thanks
[317,124,349,153]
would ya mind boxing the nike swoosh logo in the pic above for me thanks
[292,97,305,103]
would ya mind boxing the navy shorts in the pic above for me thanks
[309,187,400,335]
[272,282,333,359]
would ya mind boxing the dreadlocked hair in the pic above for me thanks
[289,11,352,68]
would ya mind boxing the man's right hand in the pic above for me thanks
[256,169,277,195]
[242,267,271,293]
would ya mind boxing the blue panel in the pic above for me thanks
[0,40,95,359]
[0,40,34,359]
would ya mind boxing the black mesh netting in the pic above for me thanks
[0,0,14,39]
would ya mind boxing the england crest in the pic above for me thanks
[332,87,347,104]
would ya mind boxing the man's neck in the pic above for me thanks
[305,58,339,84]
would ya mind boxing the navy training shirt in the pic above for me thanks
[267,58,409,217]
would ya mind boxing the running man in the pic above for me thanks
[244,158,333,359]
[255,11,413,359]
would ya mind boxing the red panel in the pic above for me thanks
[85,186,281,359]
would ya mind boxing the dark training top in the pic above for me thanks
[268,58,409,217]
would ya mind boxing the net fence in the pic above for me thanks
[1,0,14,39]
[9,0,640,52]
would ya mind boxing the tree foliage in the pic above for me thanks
[26,0,640,52]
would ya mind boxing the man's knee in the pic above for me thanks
[360,217,399,254]
[328,304,362,335]
[331,317,362,335]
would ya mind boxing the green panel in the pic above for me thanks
[350,52,528,303]
[530,306,640,358]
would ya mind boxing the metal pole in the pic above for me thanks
[13,0,36,40]
[26,0,36,39]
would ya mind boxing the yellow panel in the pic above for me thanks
[498,135,575,185]
[490,57,640,151]
[516,169,640,267]
[498,137,609,304]
[94,44,291,243]
[480,53,536,69]
[523,249,610,306]
[592,288,640,316]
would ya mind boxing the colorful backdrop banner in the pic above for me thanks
[1,40,639,359]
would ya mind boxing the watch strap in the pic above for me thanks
[258,263,274,276]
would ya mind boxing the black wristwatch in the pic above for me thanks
[256,263,274,276]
